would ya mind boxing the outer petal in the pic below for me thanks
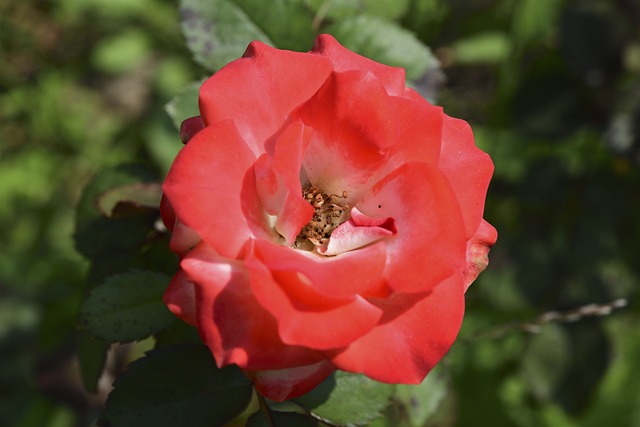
[328,273,465,383]
[182,243,324,371]
[163,269,197,326]
[246,245,384,350]
[199,41,333,155]
[296,70,395,200]
[356,162,466,293]
[312,34,406,96]
[246,359,335,402]
[160,194,175,232]
[162,121,268,258]
[169,221,201,259]
[463,219,498,291]
[439,115,494,238]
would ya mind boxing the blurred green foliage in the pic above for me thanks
[1,0,639,426]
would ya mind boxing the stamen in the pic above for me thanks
[296,186,349,248]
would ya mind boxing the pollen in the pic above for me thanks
[296,186,349,248]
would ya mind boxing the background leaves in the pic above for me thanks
[1,0,640,426]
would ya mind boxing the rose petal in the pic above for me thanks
[253,238,388,299]
[246,245,384,350]
[169,220,201,259]
[254,121,315,244]
[246,359,335,402]
[163,269,197,326]
[328,273,465,383]
[356,162,466,293]
[312,34,406,96]
[388,93,443,166]
[179,116,205,144]
[439,115,494,239]
[163,122,268,258]
[320,207,397,256]
[199,41,333,155]
[182,243,324,371]
[159,194,176,232]
[295,70,395,201]
[463,219,498,290]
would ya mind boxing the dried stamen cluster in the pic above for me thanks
[297,187,349,247]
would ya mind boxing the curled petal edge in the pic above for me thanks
[179,116,205,144]
[319,207,397,256]
[463,219,497,291]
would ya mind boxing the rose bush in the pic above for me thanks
[161,34,497,402]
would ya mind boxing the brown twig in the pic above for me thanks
[462,298,629,343]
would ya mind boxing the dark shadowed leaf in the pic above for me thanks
[246,409,320,427]
[98,345,253,427]
[294,371,395,426]
[96,182,162,218]
[77,332,109,393]
[79,270,175,343]
[74,164,159,259]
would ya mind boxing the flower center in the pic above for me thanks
[296,186,349,248]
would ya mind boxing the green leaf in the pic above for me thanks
[179,0,273,71]
[154,318,203,347]
[394,365,450,427]
[512,0,562,46]
[520,323,570,401]
[306,0,409,20]
[77,331,109,393]
[246,409,320,427]
[95,182,162,218]
[74,164,159,259]
[294,371,395,426]
[325,16,437,80]
[230,0,315,51]
[79,270,175,343]
[98,345,253,427]
[165,80,203,130]
[451,32,511,65]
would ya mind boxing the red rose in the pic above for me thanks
[161,35,497,402]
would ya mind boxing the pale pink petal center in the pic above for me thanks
[319,207,397,256]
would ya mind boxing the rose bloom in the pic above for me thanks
[161,34,497,402]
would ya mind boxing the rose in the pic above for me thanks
[161,34,497,402]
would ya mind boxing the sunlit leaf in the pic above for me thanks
[306,0,409,20]
[324,16,437,80]
[394,365,450,427]
[179,0,272,71]
[165,80,202,130]
[294,371,395,426]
